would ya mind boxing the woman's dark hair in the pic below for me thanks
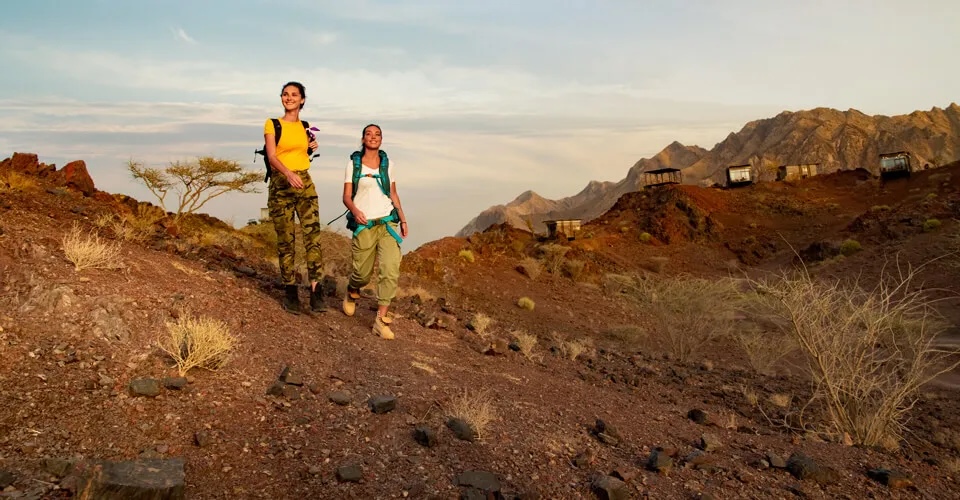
[281,81,306,109]
[360,123,382,152]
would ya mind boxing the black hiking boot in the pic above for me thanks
[310,285,328,313]
[282,285,301,315]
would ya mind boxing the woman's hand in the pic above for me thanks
[352,210,367,226]
[399,221,408,238]
[285,170,304,189]
[308,139,319,151]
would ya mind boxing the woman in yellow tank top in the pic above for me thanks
[263,81,327,315]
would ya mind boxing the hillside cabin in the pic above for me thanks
[642,168,682,188]
[725,164,753,186]
[878,151,912,179]
[776,163,820,182]
[544,219,582,239]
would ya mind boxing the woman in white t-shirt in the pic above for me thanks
[340,124,408,340]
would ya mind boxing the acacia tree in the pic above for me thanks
[127,157,261,222]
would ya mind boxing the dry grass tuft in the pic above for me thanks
[62,223,123,271]
[410,361,436,374]
[512,330,538,359]
[516,296,535,311]
[539,243,571,275]
[769,393,793,408]
[518,257,542,280]
[159,312,237,375]
[0,169,38,191]
[559,339,590,361]
[470,312,493,337]
[458,249,475,263]
[740,386,759,406]
[445,389,496,440]
[746,264,960,450]
[562,259,586,281]
[627,275,740,362]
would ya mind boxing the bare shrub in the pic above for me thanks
[518,257,542,280]
[470,312,493,337]
[445,389,496,440]
[159,312,237,375]
[62,223,122,271]
[627,276,739,362]
[733,325,796,374]
[539,243,570,275]
[746,266,960,449]
[512,330,538,359]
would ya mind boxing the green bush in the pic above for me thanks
[639,232,652,243]
[840,239,862,256]
[516,297,535,311]
[923,219,941,232]
[458,249,475,263]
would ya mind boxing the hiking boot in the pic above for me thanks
[310,285,328,313]
[342,289,360,317]
[372,315,395,340]
[282,285,301,315]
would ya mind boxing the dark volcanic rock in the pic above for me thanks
[456,470,501,497]
[129,379,161,398]
[336,464,363,483]
[591,474,629,500]
[413,425,438,447]
[447,418,477,442]
[687,408,708,424]
[787,452,840,485]
[368,395,397,414]
[162,377,188,390]
[68,458,185,499]
[867,468,913,489]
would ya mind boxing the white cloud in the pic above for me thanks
[172,27,197,44]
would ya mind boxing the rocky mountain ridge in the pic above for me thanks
[457,103,960,236]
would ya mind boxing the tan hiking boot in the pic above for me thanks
[372,315,395,340]
[342,290,360,316]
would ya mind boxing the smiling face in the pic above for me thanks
[281,84,305,111]
[362,125,382,150]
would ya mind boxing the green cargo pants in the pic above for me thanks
[268,170,324,285]
[349,222,402,306]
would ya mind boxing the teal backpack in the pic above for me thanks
[342,150,401,243]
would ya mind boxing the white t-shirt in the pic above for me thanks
[344,159,396,221]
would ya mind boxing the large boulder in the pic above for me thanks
[59,160,96,196]
[1,152,55,177]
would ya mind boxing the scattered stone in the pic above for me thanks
[684,450,713,469]
[571,449,595,468]
[0,470,14,489]
[484,338,510,356]
[592,419,621,446]
[699,433,722,452]
[611,467,637,483]
[308,383,323,395]
[413,425,437,447]
[446,418,477,442]
[281,385,301,400]
[328,391,352,406]
[194,431,213,448]
[786,452,839,485]
[294,416,311,425]
[43,458,73,478]
[508,342,521,352]
[128,379,161,398]
[767,452,787,469]
[688,409,708,425]
[456,470,501,497]
[336,464,362,483]
[647,448,674,475]
[283,372,304,386]
[591,475,629,500]
[266,381,285,397]
[867,468,913,489]
[235,265,256,277]
[162,377,188,390]
[67,458,185,499]
[368,395,397,414]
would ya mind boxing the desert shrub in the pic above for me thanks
[159,312,237,375]
[538,243,570,275]
[558,338,590,361]
[923,218,941,232]
[839,239,861,256]
[458,249,475,263]
[639,232,652,243]
[602,325,646,347]
[602,273,636,295]
[627,275,739,362]
[562,259,585,281]
[733,327,796,374]
[746,268,960,450]
[870,205,891,212]
[112,205,164,242]
[517,257,542,280]
[62,223,122,271]
[512,330,538,359]
[470,312,493,336]
[516,296,535,311]
[0,169,38,191]
[445,389,495,440]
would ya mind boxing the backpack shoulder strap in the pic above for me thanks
[271,118,282,144]
[301,120,314,156]
[350,151,363,199]
[378,150,391,196]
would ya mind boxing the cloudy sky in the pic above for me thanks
[1,1,958,249]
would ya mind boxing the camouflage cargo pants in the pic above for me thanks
[268,170,324,285]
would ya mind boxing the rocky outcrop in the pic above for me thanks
[458,103,960,235]
[1,152,97,197]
